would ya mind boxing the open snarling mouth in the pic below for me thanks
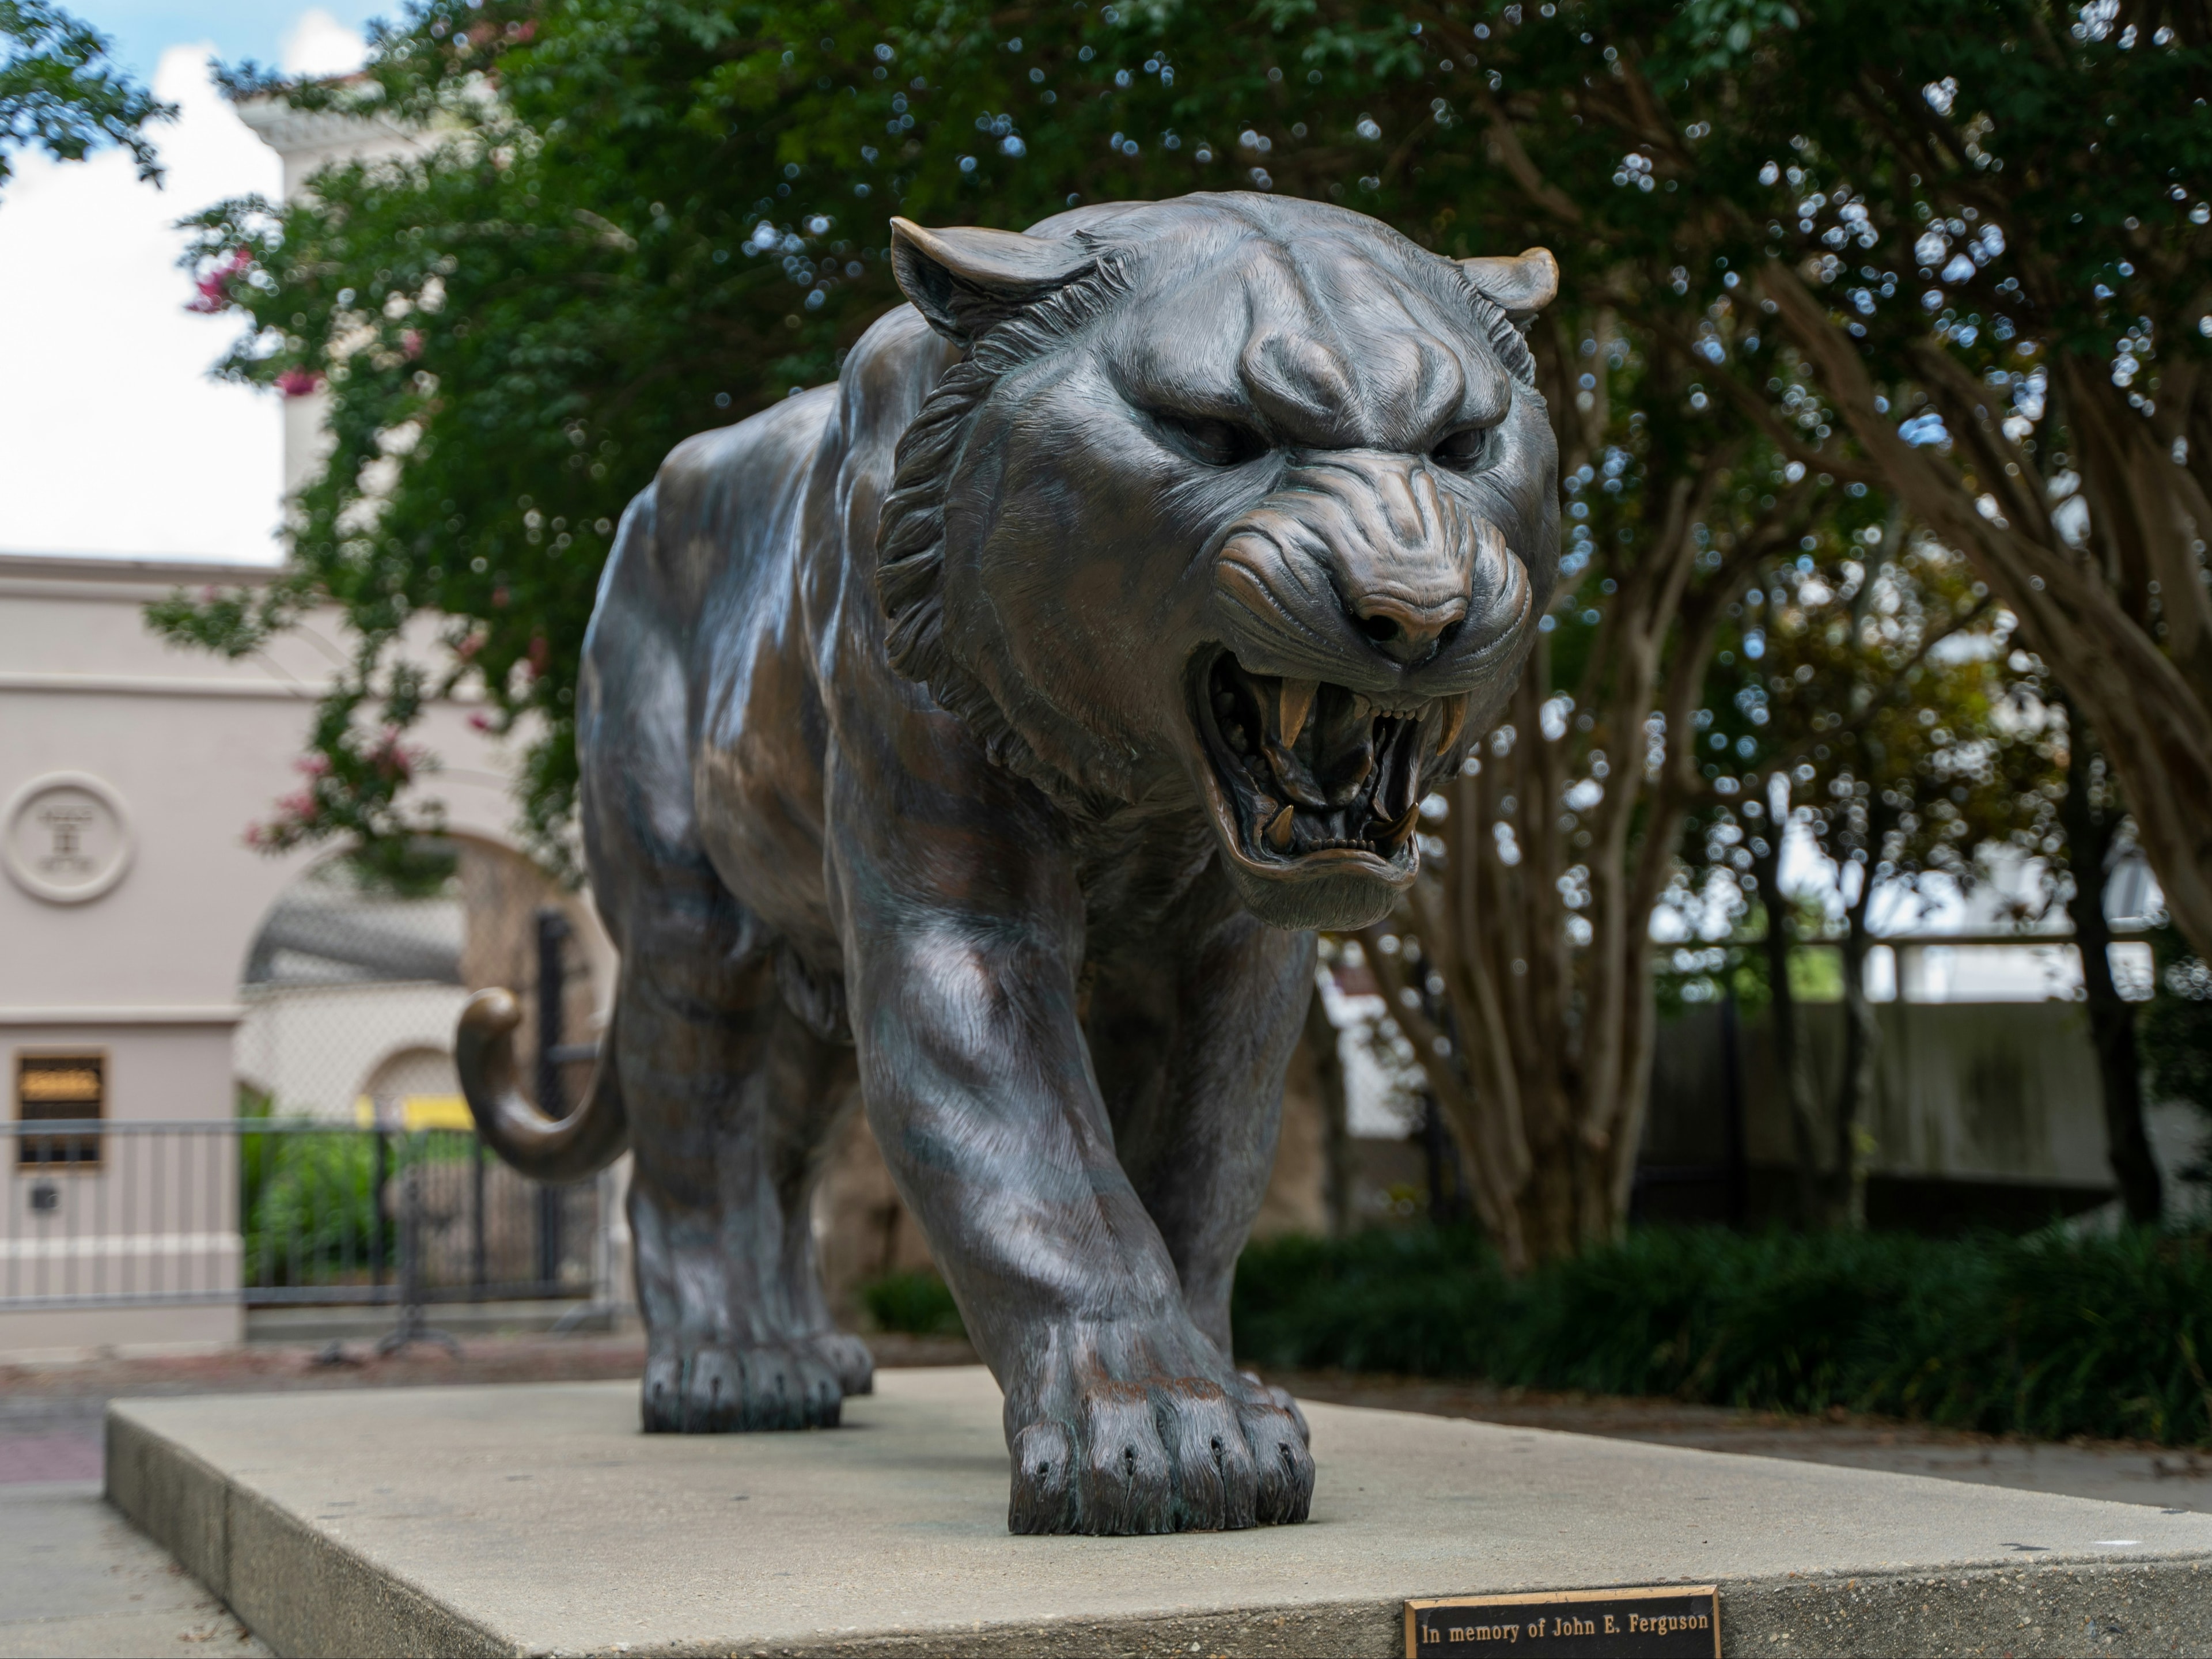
[1190,649,1464,875]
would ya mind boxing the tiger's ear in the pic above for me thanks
[1459,247,1559,328]
[889,218,1099,345]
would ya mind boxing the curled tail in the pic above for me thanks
[455,987,628,1182]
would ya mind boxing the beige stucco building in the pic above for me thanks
[0,550,611,1356]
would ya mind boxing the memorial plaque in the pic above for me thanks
[1406,1585,1719,1657]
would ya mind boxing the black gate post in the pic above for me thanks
[1419,1090,1464,1225]
[535,907,570,1286]
[378,1133,460,1358]
[471,1137,487,1298]
[370,1128,389,1289]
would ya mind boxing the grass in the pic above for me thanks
[862,1224,2212,1446]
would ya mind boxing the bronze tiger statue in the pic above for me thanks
[456,192,1558,1536]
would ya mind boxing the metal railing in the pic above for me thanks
[3,1119,606,1316]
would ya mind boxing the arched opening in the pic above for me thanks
[230,836,607,1315]
[234,836,597,1124]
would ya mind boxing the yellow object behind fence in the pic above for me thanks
[353,1094,476,1131]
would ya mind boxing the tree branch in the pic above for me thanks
[1707,363,1885,488]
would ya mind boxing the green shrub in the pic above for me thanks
[1231,1225,2212,1448]
[237,1088,391,1285]
[862,1270,966,1339]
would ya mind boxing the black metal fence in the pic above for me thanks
[3,1119,604,1315]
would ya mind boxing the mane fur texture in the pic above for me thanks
[875,241,1135,812]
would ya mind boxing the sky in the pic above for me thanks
[0,4,386,563]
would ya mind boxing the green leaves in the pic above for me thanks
[0,0,172,191]
[154,0,2203,881]
[1677,0,1800,74]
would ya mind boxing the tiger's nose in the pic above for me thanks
[1351,593,1468,668]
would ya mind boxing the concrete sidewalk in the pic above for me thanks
[0,1481,265,1659]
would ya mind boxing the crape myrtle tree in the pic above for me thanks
[1451,0,2199,1229]
[0,0,171,192]
[1311,0,2210,1251]
[1683,531,2066,1228]
[1758,5,2212,972]
[157,0,2197,1258]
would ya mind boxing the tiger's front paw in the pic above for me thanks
[1003,1331,1313,1534]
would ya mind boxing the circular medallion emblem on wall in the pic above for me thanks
[3,772,134,904]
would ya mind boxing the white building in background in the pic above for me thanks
[0,102,609,1359]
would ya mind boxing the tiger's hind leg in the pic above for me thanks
[582,483,866,1430]
[620,941,869,1431]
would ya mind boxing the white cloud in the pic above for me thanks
[0,45,285,563]
[279,10,369,79]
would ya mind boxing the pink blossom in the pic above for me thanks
[187,248,251,315]
[468,711,493,733]
[402,328,424,359]
[275,368,323,399]
[366,727,422,782]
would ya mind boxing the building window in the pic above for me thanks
[15,1051,104,1169]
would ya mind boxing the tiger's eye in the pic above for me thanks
[1154,410,1268,468]
[1431,426,1493,470]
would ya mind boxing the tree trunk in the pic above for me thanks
[2060,714,2164,1225]
[1831,852,1881,1230]
[1748,808,1827,1227]
[1303,977,1354,1240]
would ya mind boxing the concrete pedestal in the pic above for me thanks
[107,1367,2212,1657]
